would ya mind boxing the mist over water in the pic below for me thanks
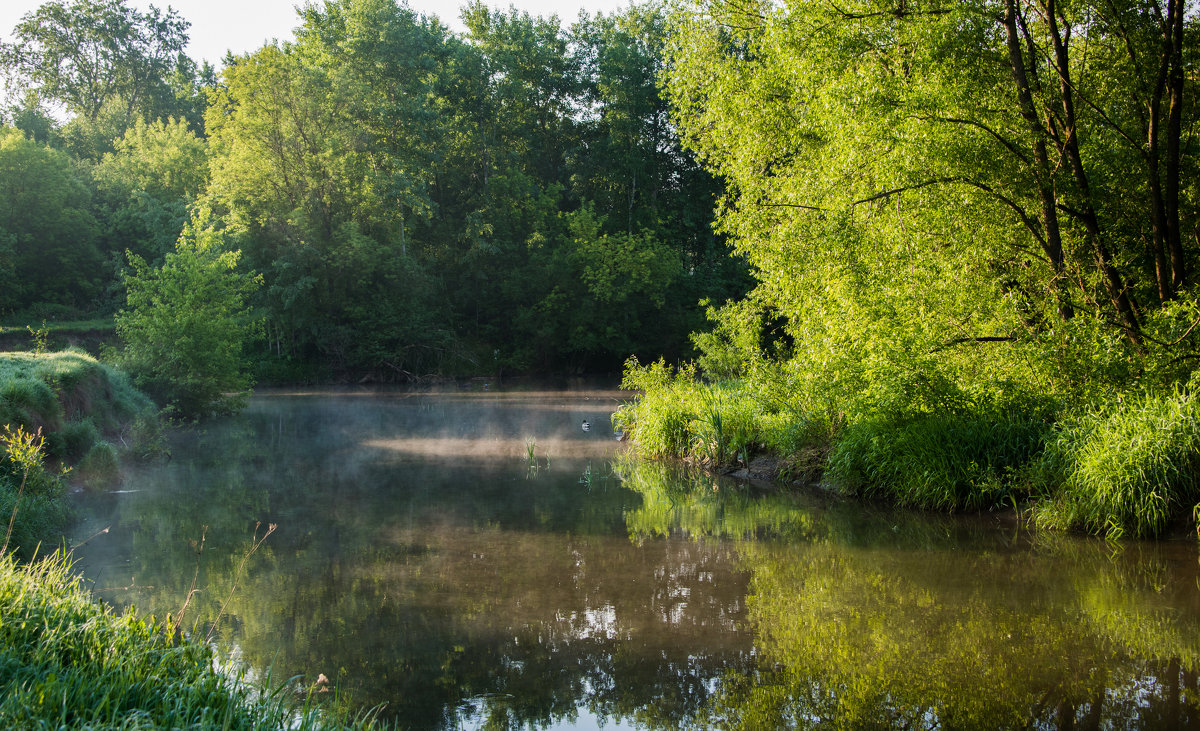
[69,387,1200,729]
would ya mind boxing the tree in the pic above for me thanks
[0,125,100,313]
[1,0,189,123]
[115,209,261,416]
[664,0,1199,403]
[92,116,209,265]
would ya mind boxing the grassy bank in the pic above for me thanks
[0,550,381,729]
[0,350,384,729]
[615,359,1200,539]
[1,350,157,557]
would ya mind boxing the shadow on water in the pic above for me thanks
[69,388,1200,729]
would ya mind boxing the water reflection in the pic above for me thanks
[70,389,1200,729]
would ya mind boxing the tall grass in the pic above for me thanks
[615,358,829,469]
[0,350,153,437]
[1032,388,1200,538]
[826,409,1051,511]
[619,357,1200,537]
[0,550,384,730]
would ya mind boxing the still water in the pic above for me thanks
[71,388,1200,729]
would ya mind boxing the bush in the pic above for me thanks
[44,418,99,463]
[617,357,830,469]
[77,440,120,488]
[1,424,69,559]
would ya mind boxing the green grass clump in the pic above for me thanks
[45,418,100,463]
[0,351,153,432]
[1032,387,1200,538]
[77,441,120,488]
[0,377,62,433]
[617,357,833,470]
[0,551,383,730]
[826,409,1051,511]
[617,360,760,467]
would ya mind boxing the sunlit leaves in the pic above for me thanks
[115,209,261,416]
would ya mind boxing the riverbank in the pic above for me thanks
[0,350,384,729]
[1,349,156,556]
[0,550,383,729]
[615,360,1200,540]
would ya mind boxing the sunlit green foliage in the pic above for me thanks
[827,404,1053,511]
[92,116,209,265]
[1033,385,1200,538]
[1,424,66,558]
[614,0,1200,535]
[115,210,261,416]
[616,358,833,469]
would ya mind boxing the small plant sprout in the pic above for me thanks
[26,321,49,354]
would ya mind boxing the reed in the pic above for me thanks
[825,409,1050,511]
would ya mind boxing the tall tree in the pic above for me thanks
[0,126,100,312]
[665,0,1198,400]
[1,0,190,122]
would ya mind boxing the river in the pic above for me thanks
[69,387,1200,729]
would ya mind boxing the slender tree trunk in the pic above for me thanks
[1041,0,1141,343]
[1165,0,1186,292]
[1003,0,1074,321]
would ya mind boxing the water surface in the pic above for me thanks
[71,388,1200,729]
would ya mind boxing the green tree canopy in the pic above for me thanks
[115,209,261,416]
[1,0,189,123]
[0,125,100,313]
[665,0,1199,408]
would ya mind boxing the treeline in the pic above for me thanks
[0,0,747,379]
[618,0,1200,538]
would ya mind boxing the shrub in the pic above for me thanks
[1,424,68,559]
[115,209,261,417]
[77,440,120,488]
[44,417,99,463]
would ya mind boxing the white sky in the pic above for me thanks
[0,0,640,67]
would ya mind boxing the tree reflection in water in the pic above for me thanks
[71,391,1200,729]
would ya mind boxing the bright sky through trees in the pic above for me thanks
[0,0,636,65]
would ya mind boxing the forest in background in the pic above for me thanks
[0,0,748,381]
